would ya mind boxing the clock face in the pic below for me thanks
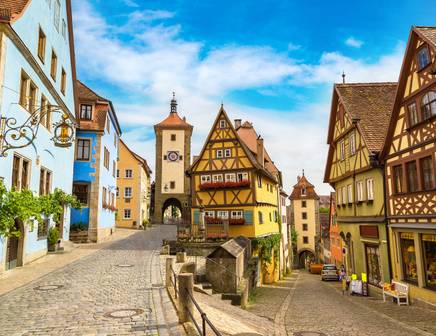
[168,151,179,162]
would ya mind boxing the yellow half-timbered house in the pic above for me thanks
[381,26,436,304]
[324,82,397,289]
[189,106,281,282]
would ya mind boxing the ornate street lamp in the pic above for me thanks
[0,105,75,157]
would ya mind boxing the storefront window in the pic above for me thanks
[400,233,418,284]
[423,234,436,291]
[365,245,382,287]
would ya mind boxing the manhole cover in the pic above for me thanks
[116,264,133,268]
[34,284,64,291]
[294,332,327,336]
[104,308,146,318]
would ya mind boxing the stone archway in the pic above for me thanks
[162,198,183,224]
[298,249,315,269]
[5,220,25,270]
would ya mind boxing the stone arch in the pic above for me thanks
[297,248,315,269]
[5,219,25,270]
[162,198,183,224]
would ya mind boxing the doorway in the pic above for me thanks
[5,220,24,270]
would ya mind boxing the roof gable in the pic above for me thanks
[289,175,319,200]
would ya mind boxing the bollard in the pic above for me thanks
[240,278,249,309]
[180,261,196,275]
[166,258,175,288]
[178,273,194,323]
[176,251,187,263]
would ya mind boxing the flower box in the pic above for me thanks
[199,180,250,190]
[229,218,245,225]
[205,217,224,225]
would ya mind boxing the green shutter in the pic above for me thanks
[193,210,200,225]
[244,210,253,225]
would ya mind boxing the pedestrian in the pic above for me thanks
[339,265,347,295]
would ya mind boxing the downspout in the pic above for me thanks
[382,161,393,280]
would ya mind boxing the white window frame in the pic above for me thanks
[356,181,364,202]
[237,172,249,182]
[347,184,353,204]
[225,173,236,182]
[219,120,226,128]
[231,210,243,219]
[224,148,232,157]
[340,139,345,161]
[124,187,132,198]
[123,209,131,219]
[212,174,223,183]
[216,149,223,158]
[342,187,346,205]
[349,132,356,156]
[205,210,215,218]
[53,0,60,31]
[200,175,211,184]
[125,169,133,178]
[366,178,374,201]
[217,211,229,219]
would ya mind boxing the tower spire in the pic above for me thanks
[342,71,346,84]
[171,92,177,113]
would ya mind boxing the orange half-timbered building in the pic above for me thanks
[381,26,436,304]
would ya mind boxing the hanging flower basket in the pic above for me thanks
[199,180,250,190]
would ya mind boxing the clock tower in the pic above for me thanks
[153,94,193,223]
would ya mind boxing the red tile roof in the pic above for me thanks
[0,0,30,22]
[415,26,436,48]
[289,175,319,200]
[155,112,192,129]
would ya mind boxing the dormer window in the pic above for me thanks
[407,102,419,126]
[417,46,431,70]
[301,187,306,196]
[219,120,226,128]
[80,104,92,120]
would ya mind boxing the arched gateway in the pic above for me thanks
[152,94,193,224]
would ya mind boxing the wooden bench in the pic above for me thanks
[383,281,409,306]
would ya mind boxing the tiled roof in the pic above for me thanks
[155,112,192,128]
[335,82,397,152]
[120,139,152,175]
[0,0,30,22]
[415,26,436,48]
[77,80,108,103]
[289,175,319,200]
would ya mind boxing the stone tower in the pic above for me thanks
[153,94,193,223]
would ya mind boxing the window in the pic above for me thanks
[125,169,133,178]
[112,161,116,177]
[114,134,117,147]
[349,132,356,156]
[106,115,110,133]
[80,104,92,120]
[301,187,306,196]
[365,245,382,286]
[258,211,263,224]
[124,187,132,198]
[124,209,131,219]
[39,95,51,131]
[393,165,403,194]
[217,211,229,219]
[104,147,110,170]
[303,236,309,244]
[423,234,436,290]
[200,175,211,184]
[356,181,364,202]
[60,68,66,95]
[340,140,345,161]
[347,184,353,203]
[366,178,374,201]
[19,71,29,108]
[37,218,49,239]
[170,181,175,189]
[50,50,57,80]
[102,187,107,206]
[116,169,120,178]
[337,190,342,205]
[224,148,232,157]
[257,175,262,188]
[420,156,434,190]
[53,0,60,31]
[408,102,419,127]
[225,173,236,182]
[406,161,418,192]
[302,223,308,231]
[76,139,90,161]
[61,18,66,38]
[11,155,30,191]
[219,120,226,128]
[302,200,307,208]
[417,46,431,70]
[216,150,223,158]
[205,210,215,218]
[400,233,418,284]
[421,91,436,120]
[341,187,346,205]
[230,210,243,219]
[237,172,248,182]
[302,212,307,220]
[29,81,37,113]
[73,183,88,205]
[171,134,176,141]
[116,187,119,197]
[212,174,223,183]
[37,28,46,62]
[39,167,52,195]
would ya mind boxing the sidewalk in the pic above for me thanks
[0,228,137,296]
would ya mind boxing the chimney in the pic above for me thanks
[256,136,264,167]
[234,119,242,129]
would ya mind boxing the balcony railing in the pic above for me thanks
[199,180,250,191]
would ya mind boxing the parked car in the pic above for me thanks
[321,264,339,281]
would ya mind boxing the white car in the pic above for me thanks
[321,264,339,281]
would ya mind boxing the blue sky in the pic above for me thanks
[72,0,435,194]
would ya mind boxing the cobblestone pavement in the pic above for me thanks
[0,225,184,336]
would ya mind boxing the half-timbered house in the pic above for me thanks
[381,26,436,304]
[324,82,397,289]
[189,106,281,282]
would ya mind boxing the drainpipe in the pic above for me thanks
[381,161,393,280]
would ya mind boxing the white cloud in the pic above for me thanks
[345,36,364,48]
[123,0,139,8]
[72,0,404,194]
[287,42,301,51]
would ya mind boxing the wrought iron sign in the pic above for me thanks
[0,105,75,157]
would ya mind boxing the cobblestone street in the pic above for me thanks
[0,226,183,336]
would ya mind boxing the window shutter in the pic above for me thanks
[244,210,253,225]
[193,210,200,225]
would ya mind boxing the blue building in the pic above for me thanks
[0,0,77,272]
[70,81,122,242]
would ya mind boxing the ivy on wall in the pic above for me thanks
[252,233,281,266]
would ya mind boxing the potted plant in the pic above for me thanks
[47,227,60,252]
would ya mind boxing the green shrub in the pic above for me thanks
[70,222,87,232]
[47,227,60,245]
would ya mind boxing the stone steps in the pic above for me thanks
[221,292,242,306]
